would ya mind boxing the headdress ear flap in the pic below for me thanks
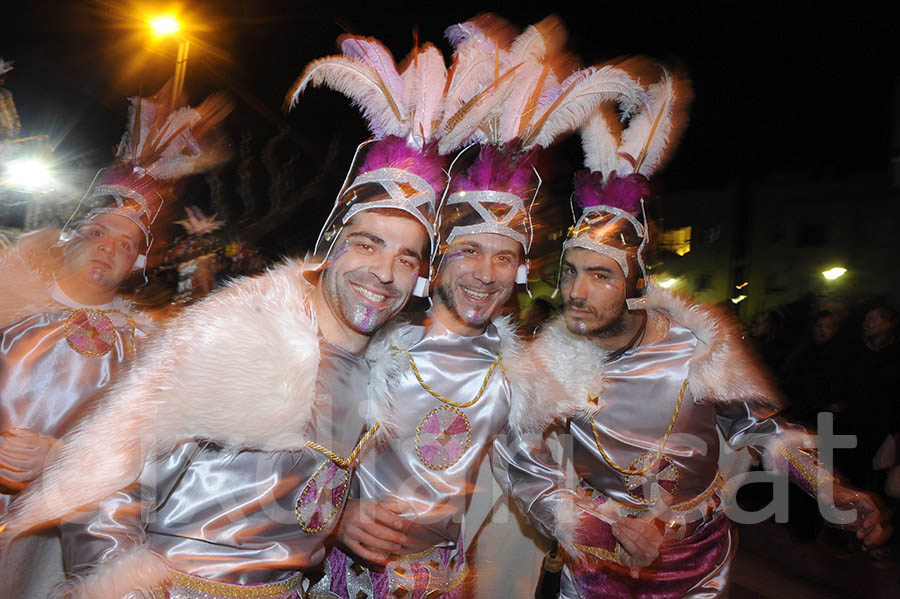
[515,263,528,285]
[412,276,430,297]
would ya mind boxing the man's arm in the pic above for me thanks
[717,403,893,546]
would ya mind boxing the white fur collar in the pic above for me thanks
[3,258,323,541]
[516,285,781,431]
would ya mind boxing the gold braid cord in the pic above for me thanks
[589,378,688,476]
[392,343,503,408]
[305,422,380,469]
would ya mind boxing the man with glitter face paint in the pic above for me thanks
[0,48,445,599]
[0,84,232,599]
[308,144,553,599]
[303,15,662,598]
[513,68,892,599]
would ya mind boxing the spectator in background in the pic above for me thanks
[846,305,900,491]
[781,309,851,425]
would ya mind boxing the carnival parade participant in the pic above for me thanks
[516,67,892,598]
[0,82,232,599]
[0,45,455,596]
[305,16,647,598]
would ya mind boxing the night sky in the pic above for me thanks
[2,1,898,197]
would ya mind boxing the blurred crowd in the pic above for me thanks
[748,298,900,557]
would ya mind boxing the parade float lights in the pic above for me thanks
[822,267,847,281]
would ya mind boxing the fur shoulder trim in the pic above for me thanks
[54,544,170,599]
[365,317,416,441]
[507,317,610,432]
[3,258,321,540]
[636,284,782,409]
[492,315,531,433]
[0,229,59,327]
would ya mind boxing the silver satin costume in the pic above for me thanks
[66,339,370,596]
[0,286,147,599]
[310,312,567,599]
[532,308,829,599]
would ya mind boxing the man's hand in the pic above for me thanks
[0,427,57,493]
[830,484,893,547]
[336,499,413,565]
[611,496,671,577]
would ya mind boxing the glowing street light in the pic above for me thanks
[149,15,180,37]
[147,14,190,102]
[822,267,847,281]
[3,157,54,192]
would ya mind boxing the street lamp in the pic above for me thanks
[3,157,54,192]
[149,16,180,37]
[822,267,847,281]
[148,14,189,101]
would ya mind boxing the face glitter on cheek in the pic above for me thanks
[89,266,104,282]
[351,304,379,333]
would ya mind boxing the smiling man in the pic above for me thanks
[1,131,444,599]
[307,145,577,599]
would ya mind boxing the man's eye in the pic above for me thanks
[593,273,607,280]
[398,257,417,270]
[355,242,373,252]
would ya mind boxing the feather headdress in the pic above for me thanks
[438,15,644,283]
[61,81,234,268]
[563,66,693,305]
[287,35,474,287]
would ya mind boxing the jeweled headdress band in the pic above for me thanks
[562,203,647,279]
[444,190,527,250]
[341,167,436,238]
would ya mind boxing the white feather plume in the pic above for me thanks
[505,15,564,64]
[617,71,691,177]
[581,108,622,175]
[525,65,643,150]
[286,55,406,139]
[442,26,503,125]
[400,43,448,143]
[340,36,404,101]
[437,66,519,155]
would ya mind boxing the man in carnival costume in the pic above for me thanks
[517,68,892,598]
[0,82,232,599]
[303,16,649,598]
[0,46,448,596]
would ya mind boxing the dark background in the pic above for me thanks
[2,1,898,256]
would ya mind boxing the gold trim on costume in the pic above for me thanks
[306,422,380,468]
[163,570,303,598]
[392,343,502,409]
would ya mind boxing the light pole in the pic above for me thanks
[149,15,189,101]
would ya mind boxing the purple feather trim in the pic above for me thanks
[450,145,537,200]
[573,170,651,214]
[358,136,447,196]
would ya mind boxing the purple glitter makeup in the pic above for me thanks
[352,304,378,333]
[329,244,350,263]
